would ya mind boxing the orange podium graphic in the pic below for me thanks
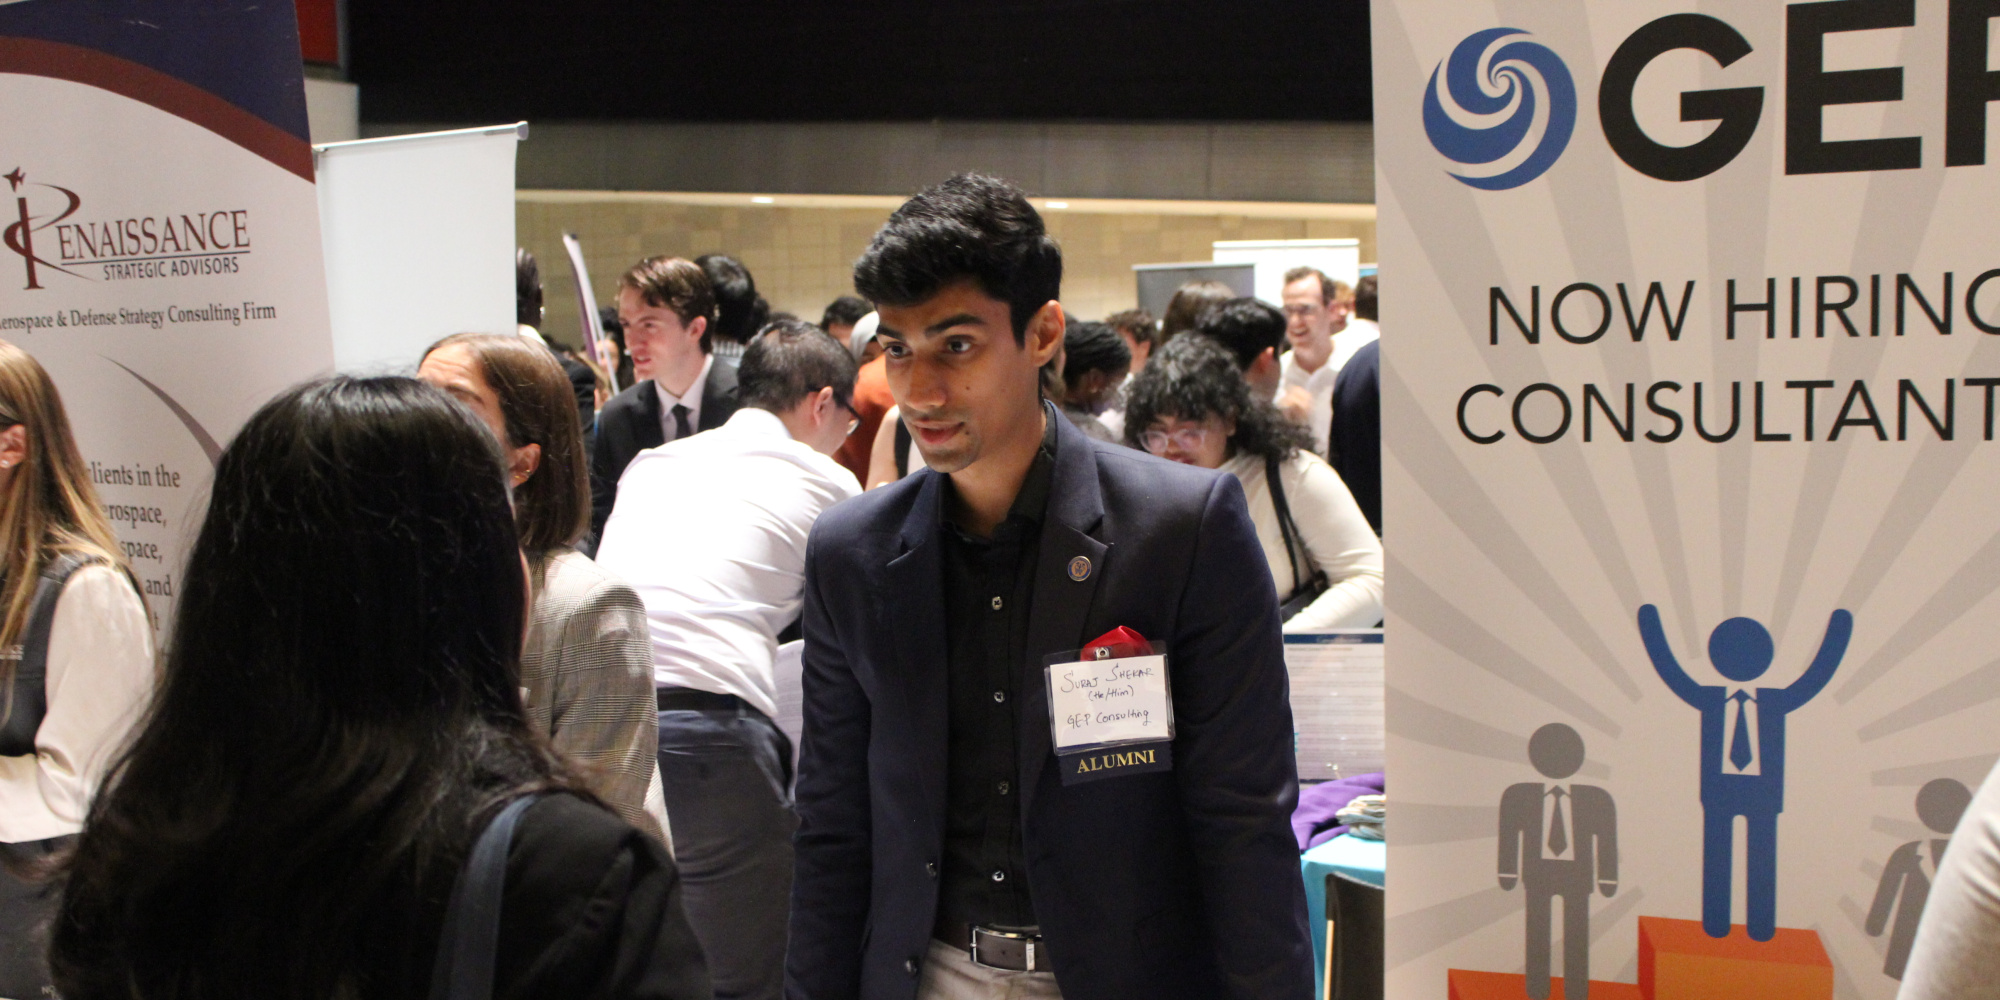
[1448,969,1643,1000]
[1449,916,1832,1000]
[1638,917,1831,1000]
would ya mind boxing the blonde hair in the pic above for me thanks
[0,340,129,662]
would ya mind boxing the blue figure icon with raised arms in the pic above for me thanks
[1637,604,1852,942]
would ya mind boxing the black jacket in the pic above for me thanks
[482,794,709,999]
[787,413,1313,1000]
[586,364,739,551]
[1328,339,1380,536]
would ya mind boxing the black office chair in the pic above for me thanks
[1326,872,1384,1000]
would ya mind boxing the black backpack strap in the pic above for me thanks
[1266,454,1309,596]
[428,794,540,1000]
[0,554,95,757]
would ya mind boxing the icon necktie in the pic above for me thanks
[672,403,693,440]
[1547,788,1568,856]
[1729,691,1754,770]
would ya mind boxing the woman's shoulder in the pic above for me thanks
[510,793,647,878]
[498,793,704,997]
[537,551,641,611]
[57,560,146,620]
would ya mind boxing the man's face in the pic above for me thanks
[1281,276,1350,371]
[876,279,1061,476]
[616,286,703,383]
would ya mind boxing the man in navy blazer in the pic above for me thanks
[788,174,1312,1000]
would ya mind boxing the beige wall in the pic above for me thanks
[517,194,1375,350]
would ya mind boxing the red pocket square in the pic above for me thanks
[1082,626,1154,660]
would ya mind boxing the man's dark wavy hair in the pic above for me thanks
[852,173,1062,344]
[1122,334,1312,463]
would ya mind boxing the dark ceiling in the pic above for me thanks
[348,1,1373,123]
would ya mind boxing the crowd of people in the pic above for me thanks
[0,174,1396,999]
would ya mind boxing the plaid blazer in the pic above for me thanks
[524,549,665,843]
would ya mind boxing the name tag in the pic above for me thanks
[1045,650,1174,785]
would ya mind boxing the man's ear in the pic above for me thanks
[687,315,708,342]
[1027,301,1065,366]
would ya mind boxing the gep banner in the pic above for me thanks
[1376,3,2000,998]
[0,1,334,634]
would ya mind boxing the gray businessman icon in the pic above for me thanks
[1499,723,1618,1000]
[1867,778,1972,980]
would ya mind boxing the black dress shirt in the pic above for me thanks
[932,412,1058,942]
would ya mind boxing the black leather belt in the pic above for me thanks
[965,925,1046,972]
[656,687,748,712]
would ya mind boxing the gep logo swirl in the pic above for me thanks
[1423,28,1576,191]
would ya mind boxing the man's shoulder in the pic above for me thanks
[810,472,923,548]
[600,380,655,420]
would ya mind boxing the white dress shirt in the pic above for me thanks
[1219,449,1385,631]
[654,354,715,444]
[596,407,861,719]
[1278,352,1341,456]
[1278,320,1381,456]
[0,565,154,842]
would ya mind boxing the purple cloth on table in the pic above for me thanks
[1292,772,1385,851]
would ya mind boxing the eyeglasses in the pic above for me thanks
[840,400,861,437]
[1140,427,1211,455]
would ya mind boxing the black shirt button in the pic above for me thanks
[992,690,1006,704]
[997,780,1010,795]
[991,869,1007,883]
[926,861,938,878]
[990,596,1004,610]
[905,957,920,976]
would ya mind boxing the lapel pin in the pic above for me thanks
[1068,555,1091,582]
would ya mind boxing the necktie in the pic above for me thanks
[1729,691,1754,771]
[1547,788,1568,856]
[672,403,693,440]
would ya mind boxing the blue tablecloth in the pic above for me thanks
[1301,834,1385,998]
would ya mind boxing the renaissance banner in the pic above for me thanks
[1375,4,2000,999]
[0,1,334,633]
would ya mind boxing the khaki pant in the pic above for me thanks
[916,938,1064,1000]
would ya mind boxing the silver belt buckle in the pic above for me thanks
[968,925,1042,972]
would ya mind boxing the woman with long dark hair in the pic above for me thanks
[1125,335,1383,630]
[0,340,152,997]
[50,377,708,999]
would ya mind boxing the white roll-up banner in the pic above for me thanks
[1379,4,2000,999]
[1378,3,2000,998]
[316,123,524,374]
[0,1,335,636]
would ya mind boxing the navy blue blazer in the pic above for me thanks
[788,412,1313,1000]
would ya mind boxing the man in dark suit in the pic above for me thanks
[788,174,1312,1000]
[587,255,741,550]
[1328,338,1380,535]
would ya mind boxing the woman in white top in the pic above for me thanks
[1124,335,1383,631]
[0,339,153,994]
